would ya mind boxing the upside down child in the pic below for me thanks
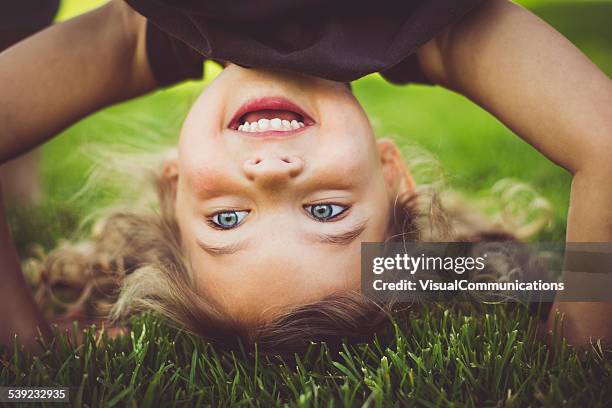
[0,0,610,353]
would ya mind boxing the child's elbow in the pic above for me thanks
[567,123,612,176]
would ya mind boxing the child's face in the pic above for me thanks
[174,64,398,324]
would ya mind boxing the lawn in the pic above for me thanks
[2,1,612,406]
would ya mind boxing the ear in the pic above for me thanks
[161,157,179,202]
[377,138,415,196]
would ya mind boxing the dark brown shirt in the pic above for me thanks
[125,0,485,86]
[0,0,59,51]
[0,0,59,30]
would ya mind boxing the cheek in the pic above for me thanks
[317,114,379,176]
[177,83,230,188]
[314,137,382,187]
[176,135,242,198]
[179,159,229,195]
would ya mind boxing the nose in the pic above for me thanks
[242,155,304,186]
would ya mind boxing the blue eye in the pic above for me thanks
[210,210,249,229]
[305,204,348,221]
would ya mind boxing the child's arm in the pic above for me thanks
[0,186,51,352]
[417,0,612,346]
[0,0,155,164]
[0,0,155,352]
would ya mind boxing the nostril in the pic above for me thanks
[243,155,304,180]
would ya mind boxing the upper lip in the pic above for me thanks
[227,96,315,131]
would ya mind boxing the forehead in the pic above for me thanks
[190,234,363,324]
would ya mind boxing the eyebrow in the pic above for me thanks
[307,220,368,246]
[197,220,368,256]
[197,239,249,256]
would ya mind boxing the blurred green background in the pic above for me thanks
[9,0,612,254]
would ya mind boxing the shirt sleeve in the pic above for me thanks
[145,20,206,87]
[0,0,59,30]
[380,54,432,85]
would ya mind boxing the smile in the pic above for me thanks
[228,96,315,136]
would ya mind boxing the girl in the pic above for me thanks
[0,0,610,352]
[7,61,552,353]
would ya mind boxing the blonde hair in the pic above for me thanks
[23,144,552,353]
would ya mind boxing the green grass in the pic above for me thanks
[3,1,612,406]
[2,308,611,407]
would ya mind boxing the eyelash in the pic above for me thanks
[206,219,230,230]
[304,203,350,222]
[206,210,249,230]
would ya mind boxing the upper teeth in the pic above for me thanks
[238,118,305,132]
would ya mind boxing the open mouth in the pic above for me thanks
[228,97,315,135]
